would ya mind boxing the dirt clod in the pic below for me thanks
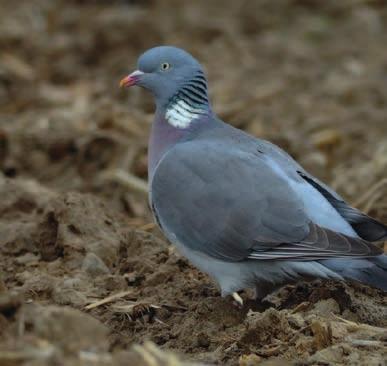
[26,305,109,354]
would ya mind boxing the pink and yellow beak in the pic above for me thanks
[119,70,144,88]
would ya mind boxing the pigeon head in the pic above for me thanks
[121,46,211,128]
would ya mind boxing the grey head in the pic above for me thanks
[121,46,212,128]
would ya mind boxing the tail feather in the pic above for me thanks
[321,255,387,291]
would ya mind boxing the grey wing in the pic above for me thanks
[151,140,382,262]
[297,171,387,241]
[255,138,387,241]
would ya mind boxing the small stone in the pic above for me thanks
[239,353,262,365]
[15,252,39,265]
[311,298,340,317]
[82,252,110,276]
[52,287,87,307]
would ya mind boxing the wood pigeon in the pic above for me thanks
[120,46,387,303]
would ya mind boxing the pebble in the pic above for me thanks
[82,252,110,276]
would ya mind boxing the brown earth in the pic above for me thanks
[0,1,386,365]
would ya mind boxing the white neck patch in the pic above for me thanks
[165,100,205,129]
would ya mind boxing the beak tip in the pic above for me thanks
[119,70,144,89]
[119,76,129,88]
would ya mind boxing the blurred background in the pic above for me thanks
[0,1,387,365]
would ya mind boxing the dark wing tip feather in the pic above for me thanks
[350,219,387,242]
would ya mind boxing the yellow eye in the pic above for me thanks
[161,62,170,71]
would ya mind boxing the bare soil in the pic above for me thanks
[0,1,386,365]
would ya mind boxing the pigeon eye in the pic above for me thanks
[161,62,170,71]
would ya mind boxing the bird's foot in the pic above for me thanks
[231,292,244,308]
